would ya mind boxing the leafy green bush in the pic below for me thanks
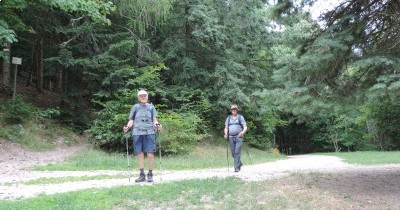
[240,102,286,149]
[360,100,400,149]
[0,127,9,139]
[158,112,206,155]
[245,133,273,149]
[88,62,208,154]
[36,107,61,120]
[374,101,400,148]
[307,106,365,152]
[7,124,25,142]
[2,96,36,124]
[89,100,130,148]
[90,99,206,154]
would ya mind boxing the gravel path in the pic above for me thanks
[1,140,399,200]
[0,140,86,177]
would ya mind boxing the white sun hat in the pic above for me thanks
[137,90,148,96]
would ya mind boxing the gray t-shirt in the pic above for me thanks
[225,115,246,136]
[129,103,157,135]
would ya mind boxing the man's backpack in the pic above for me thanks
[228,115,244,129]
[132,103,155,121]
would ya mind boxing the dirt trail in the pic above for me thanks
[0,140,86,177]
[1,140,400,201]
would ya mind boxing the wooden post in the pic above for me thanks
[13,64,18,99]
[11,57,22,100]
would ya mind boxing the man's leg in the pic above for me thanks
[144,134,156,182]
[229,136,235,158]
[138,152,145,169]
[234,137,243,172]
[147,153,154,170]
[133,135,146,182]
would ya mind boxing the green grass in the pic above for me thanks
[315,151,400,165]
[0,178,247,210]
[34,140,285,171]
[0,178,289,210]
[24,175,126,185]
[0,173,381,210]
[0,118,79,151]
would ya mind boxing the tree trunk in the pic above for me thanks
[36,38,44,92]
[333,134,341,152]
[366,120,384,150]
[26,45,35,87]
[49,79,53,91]
[185,3,191,38]
[63,69,68,93]
[2,43,11,87]
[57,68,63,92]
[184,2,192,49]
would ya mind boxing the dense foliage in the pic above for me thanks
[1,0,399,154]
[2,96,36,124]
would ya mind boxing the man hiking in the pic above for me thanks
[123,90,161,182]
[224,104,248,172]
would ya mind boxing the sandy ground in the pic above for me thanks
[301,167,400,209]
[0,140,399,205]
[0,140,86,178]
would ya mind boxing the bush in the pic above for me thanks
[89,100,129,148]
[7,124,24,142]
[2,96,36,124]
[240,104,286,149]
[90,101,206,154]
[36,107,61,120]
[245,133,273,149]
[158,112,206,155]
[89,83,207,154]
[363,100,400,149]
[0,127,9,139]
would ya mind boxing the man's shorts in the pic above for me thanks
[132,134,156,155]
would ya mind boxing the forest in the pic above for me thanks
[1,0,399,154]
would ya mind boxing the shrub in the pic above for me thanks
[240,104,286,149]
[2,96,36,124]
[7,124,24,142]
[0,127,8,139]
[158,112,206,155]
[36,107,61,120]
[89,82,207,154]
[362,100,400,149]
[90,102,206,154]
[89,100,129,148]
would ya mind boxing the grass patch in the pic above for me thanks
[0,118,79,151]
[34,149,137,171]
[314,151,400,165]
[0,178,243,210]
[1,173,388,210]
[24,175,125,185]
[34,140,285,171]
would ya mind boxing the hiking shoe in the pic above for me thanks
[239,162,243,170]
[147,173,153,182]
[234,169,240,173]
[135,174,146,183]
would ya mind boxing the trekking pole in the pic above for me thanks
[244,139,253,165]
[226,141,230,173]
[226,127,230,173]
[123,127,131,182]
[156,124,162,182]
